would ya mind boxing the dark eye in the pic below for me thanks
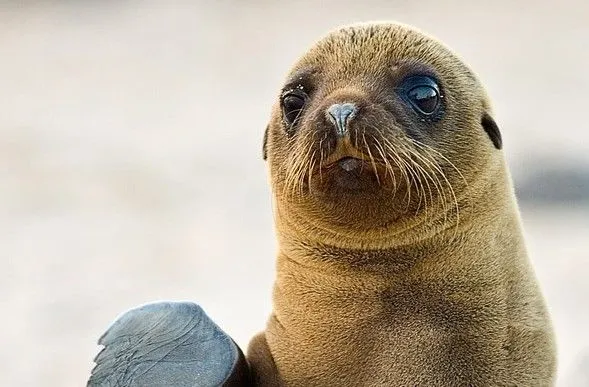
[407,85,438,115]
[400,75,442,117]
[281,92,306,126]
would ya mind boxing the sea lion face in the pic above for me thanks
[264,23,503,241]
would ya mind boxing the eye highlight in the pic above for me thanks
[281,90,307,127]
[407,85,438,114]
[399,75,442,118]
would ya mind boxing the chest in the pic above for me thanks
[269,279,508,385]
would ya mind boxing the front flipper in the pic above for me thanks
[88,301,250,387]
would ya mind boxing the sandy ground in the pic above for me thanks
[1,1,588,386]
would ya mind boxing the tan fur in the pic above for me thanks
[248,22,556,386]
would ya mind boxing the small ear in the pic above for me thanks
[262,125,269,160]
[481,112,502,150]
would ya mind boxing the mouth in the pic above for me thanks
[306,138,395,193]
[314,156,383,193]
[321,156,370,174]
[319,135,386,172]
[321,155,387,172]
[337,157,363,172]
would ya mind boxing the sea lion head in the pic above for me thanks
[263,22,504,249]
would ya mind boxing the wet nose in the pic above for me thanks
[327,103,358,137]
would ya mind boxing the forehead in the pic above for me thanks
[286,23,478,93]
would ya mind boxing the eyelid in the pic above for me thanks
[282,68,317,91]
[281,88,308,100]
[399,75,441,91]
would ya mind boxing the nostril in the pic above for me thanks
[327,103,357,120]
[327,103,358,136]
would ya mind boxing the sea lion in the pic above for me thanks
[247,22,557,386]
[88,22,556,387]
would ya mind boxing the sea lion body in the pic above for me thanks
[247,22,556,386]
[87,22,556,387]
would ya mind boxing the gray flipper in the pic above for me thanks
[87,301,250,387]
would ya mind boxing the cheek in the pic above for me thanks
[445,135,492,184]
[370,93,434,143]
[267,132,294,174]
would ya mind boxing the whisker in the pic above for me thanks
[403,147,448,227]
[362,131,381,186]
[372,138,397,192]
[409,139,461,238]
[318,132,327,182]
[307,150,317,193]
[381,137,413,212]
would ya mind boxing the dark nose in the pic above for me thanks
[327,103,358,137]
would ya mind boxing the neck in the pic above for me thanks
[271,194,527,321]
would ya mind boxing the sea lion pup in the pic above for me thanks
[247,22,556,386]
[88,22,556,387]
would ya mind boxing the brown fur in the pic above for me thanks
[248,22,556,386]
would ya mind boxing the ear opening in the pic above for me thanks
[481,113,502,150]
[262,125,269,160]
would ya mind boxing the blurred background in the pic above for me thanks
[1,1,588,386]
